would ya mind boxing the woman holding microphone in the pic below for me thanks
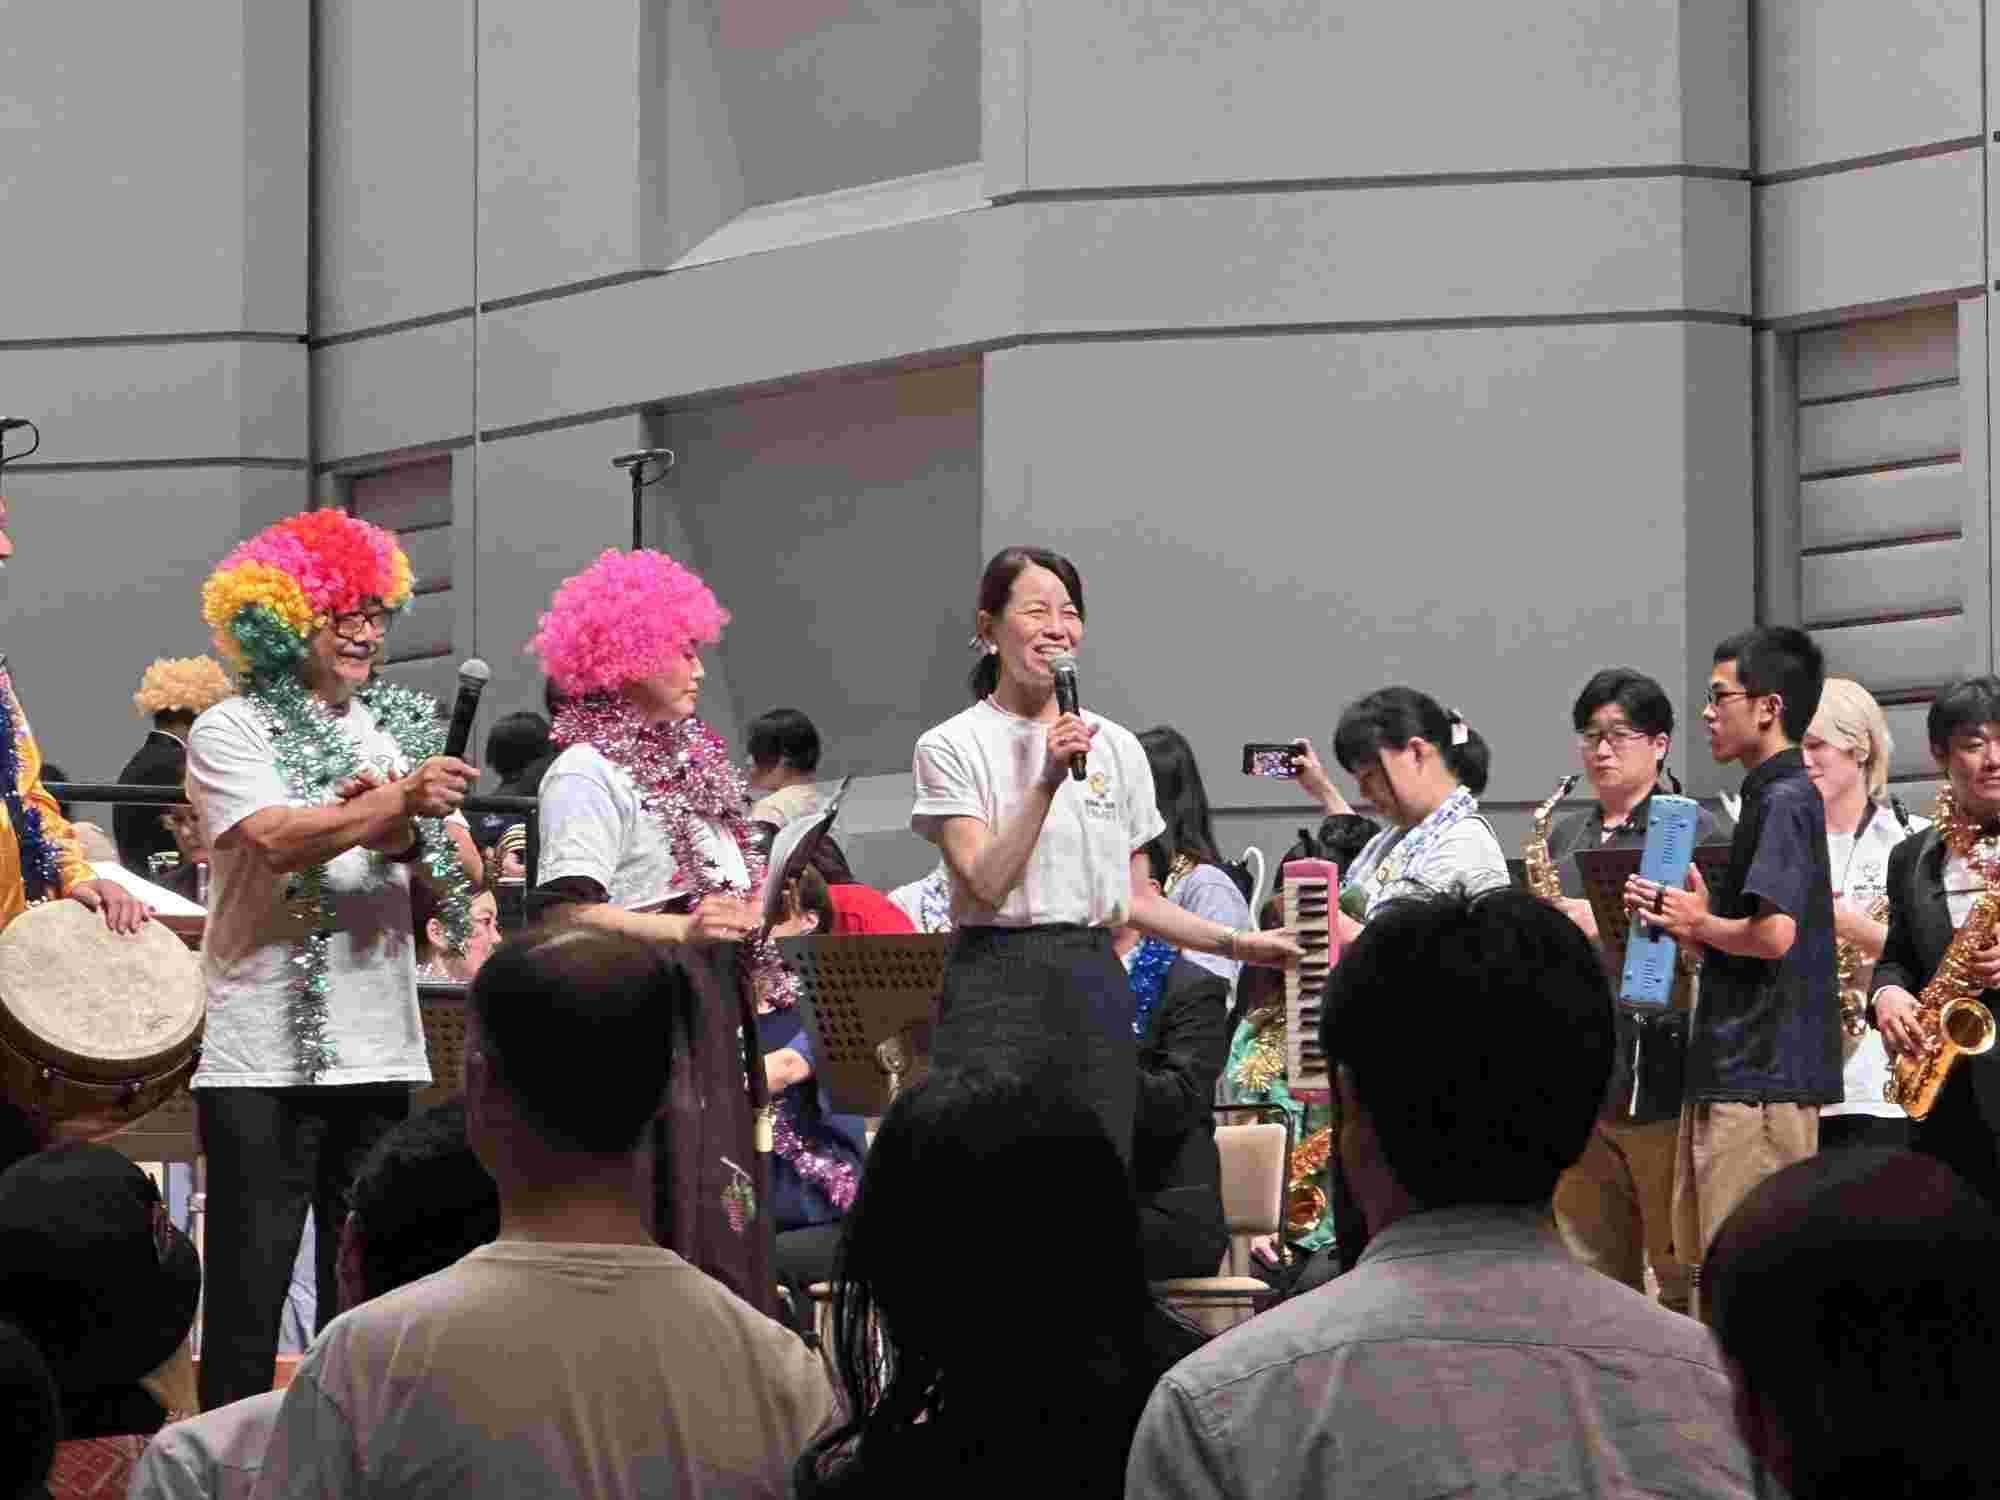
[912,547,1297,1159]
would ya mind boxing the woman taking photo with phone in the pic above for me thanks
[911,547,1297,1160]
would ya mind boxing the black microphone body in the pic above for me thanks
[1050,657,1087,782]
[442,658,492,762]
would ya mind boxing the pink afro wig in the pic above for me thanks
[528,548,729,695]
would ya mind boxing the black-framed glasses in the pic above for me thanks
[1576,726,1653,751]
[1705,687,1753,709]
[330,608,392,640]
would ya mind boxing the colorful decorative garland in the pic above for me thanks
[247,672,472,1081]
[0,668,65,904]
[1128,935,1175,1037]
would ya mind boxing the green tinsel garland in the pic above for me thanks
[246,673,474,1082]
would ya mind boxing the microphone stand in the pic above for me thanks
[0,419,42,488]
[613,448,675,551]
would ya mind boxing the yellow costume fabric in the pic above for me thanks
[0,676,93,931]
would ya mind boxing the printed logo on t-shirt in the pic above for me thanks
[1083,769,1118,823]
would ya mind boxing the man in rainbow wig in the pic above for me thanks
[0,496,148,935]
[186,508,478,1411]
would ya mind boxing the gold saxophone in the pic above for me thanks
[1836,892,1891,1041]
[1524,774,1580,901]
[1886,791,2000,1120]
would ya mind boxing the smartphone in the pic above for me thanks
[1242,742,1301,778]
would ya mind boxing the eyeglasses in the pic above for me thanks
[1576,727,1653,751]
[1705,687,1753,709]
[330,608,392,640]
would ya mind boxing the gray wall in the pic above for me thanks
[10,0,1999,881]
[0,0,309,797]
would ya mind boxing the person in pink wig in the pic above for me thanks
[528,548,782,1311]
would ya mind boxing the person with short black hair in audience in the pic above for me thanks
[1127,891,1756,1498]
[1705,1148,2000,1499]
[249,928,831,1498]
[757,866,870,1328]
[1122,839,1230,1280]
[129,1100,502,1500]
[1625,626,1835,1314]
[0,1320,59,1500]
[471,709,552,852]
[1544,667,1726,1317]
[797,1068,1203,1499]
[1138,727,1252,986]
[0,1146,202,1498]
[746,707,823,827]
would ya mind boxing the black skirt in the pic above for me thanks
[933,924,1136,1163]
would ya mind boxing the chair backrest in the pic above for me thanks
[1213,1121,1287,1237]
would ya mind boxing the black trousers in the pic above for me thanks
[195,1084,410,1411]
[935,925,1135,1163]
[1819,1113,1912,1153]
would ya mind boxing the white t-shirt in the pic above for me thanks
[1826,805,1929,1120]
[537,744,750,910]
[131,1389,284,1500]
[186,697,428,1089]
[1344,810,1511,919]
[911,699,1166,929]
[246,1242,834,1500]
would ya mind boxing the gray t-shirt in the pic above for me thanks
[186,696,428,1089]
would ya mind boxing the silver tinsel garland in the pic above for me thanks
[248,674,474,1081]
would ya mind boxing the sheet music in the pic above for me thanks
[757,775,853,935]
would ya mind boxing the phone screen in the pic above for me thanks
[1242,743,1300,778]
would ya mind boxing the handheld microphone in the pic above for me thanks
[1049,654,1087,782]
[443,658,491,762]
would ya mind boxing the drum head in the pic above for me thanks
[0,902,204,1081]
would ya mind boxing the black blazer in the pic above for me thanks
[1134,958,1229,1249]
[1874,827,2000,1128]
[113,731,186,871]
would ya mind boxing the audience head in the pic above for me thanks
[769,866,833,941]
[1333,686,1491,823]
[1320,891,1609,1230]
[484,711,551,785]
[492,822,527,882]
[746,708,822,793]
[1571,668,1677,799]
[1803,677,1894,808]
[1712,625,1824,747]
[1138,726,1222,867]
[803,1069,1153,1489]
[0,1146,200,1435]
[415,885,501,982]
[0,1320,58,1499]
[337,1100,501,1311]
[466,929,686,1164]
[966,546,1086,702]
[1705,1149,2000,1498]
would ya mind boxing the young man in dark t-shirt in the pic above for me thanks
[1625,626,1836,1318]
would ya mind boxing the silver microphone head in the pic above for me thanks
[1048,652,1078,681]
[457,657,492,688]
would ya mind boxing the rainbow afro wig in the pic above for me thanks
[528,548,729,696]
[200,509,414,681]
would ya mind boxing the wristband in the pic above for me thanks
[1222,927,1241,960]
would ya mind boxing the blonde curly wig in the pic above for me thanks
[133,655,236,718]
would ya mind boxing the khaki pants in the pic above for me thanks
[1673,1099,1819,1319]
[1554,1116,1689,1313]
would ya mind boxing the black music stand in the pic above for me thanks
[775,934,950,1116]
[1574,845,1734,973]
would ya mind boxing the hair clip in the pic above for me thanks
[1447,707,1470,746]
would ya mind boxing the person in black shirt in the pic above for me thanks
[1870,676,2000,1208]
[1625,626,1836,1320]
[1547,668,1727,1316]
